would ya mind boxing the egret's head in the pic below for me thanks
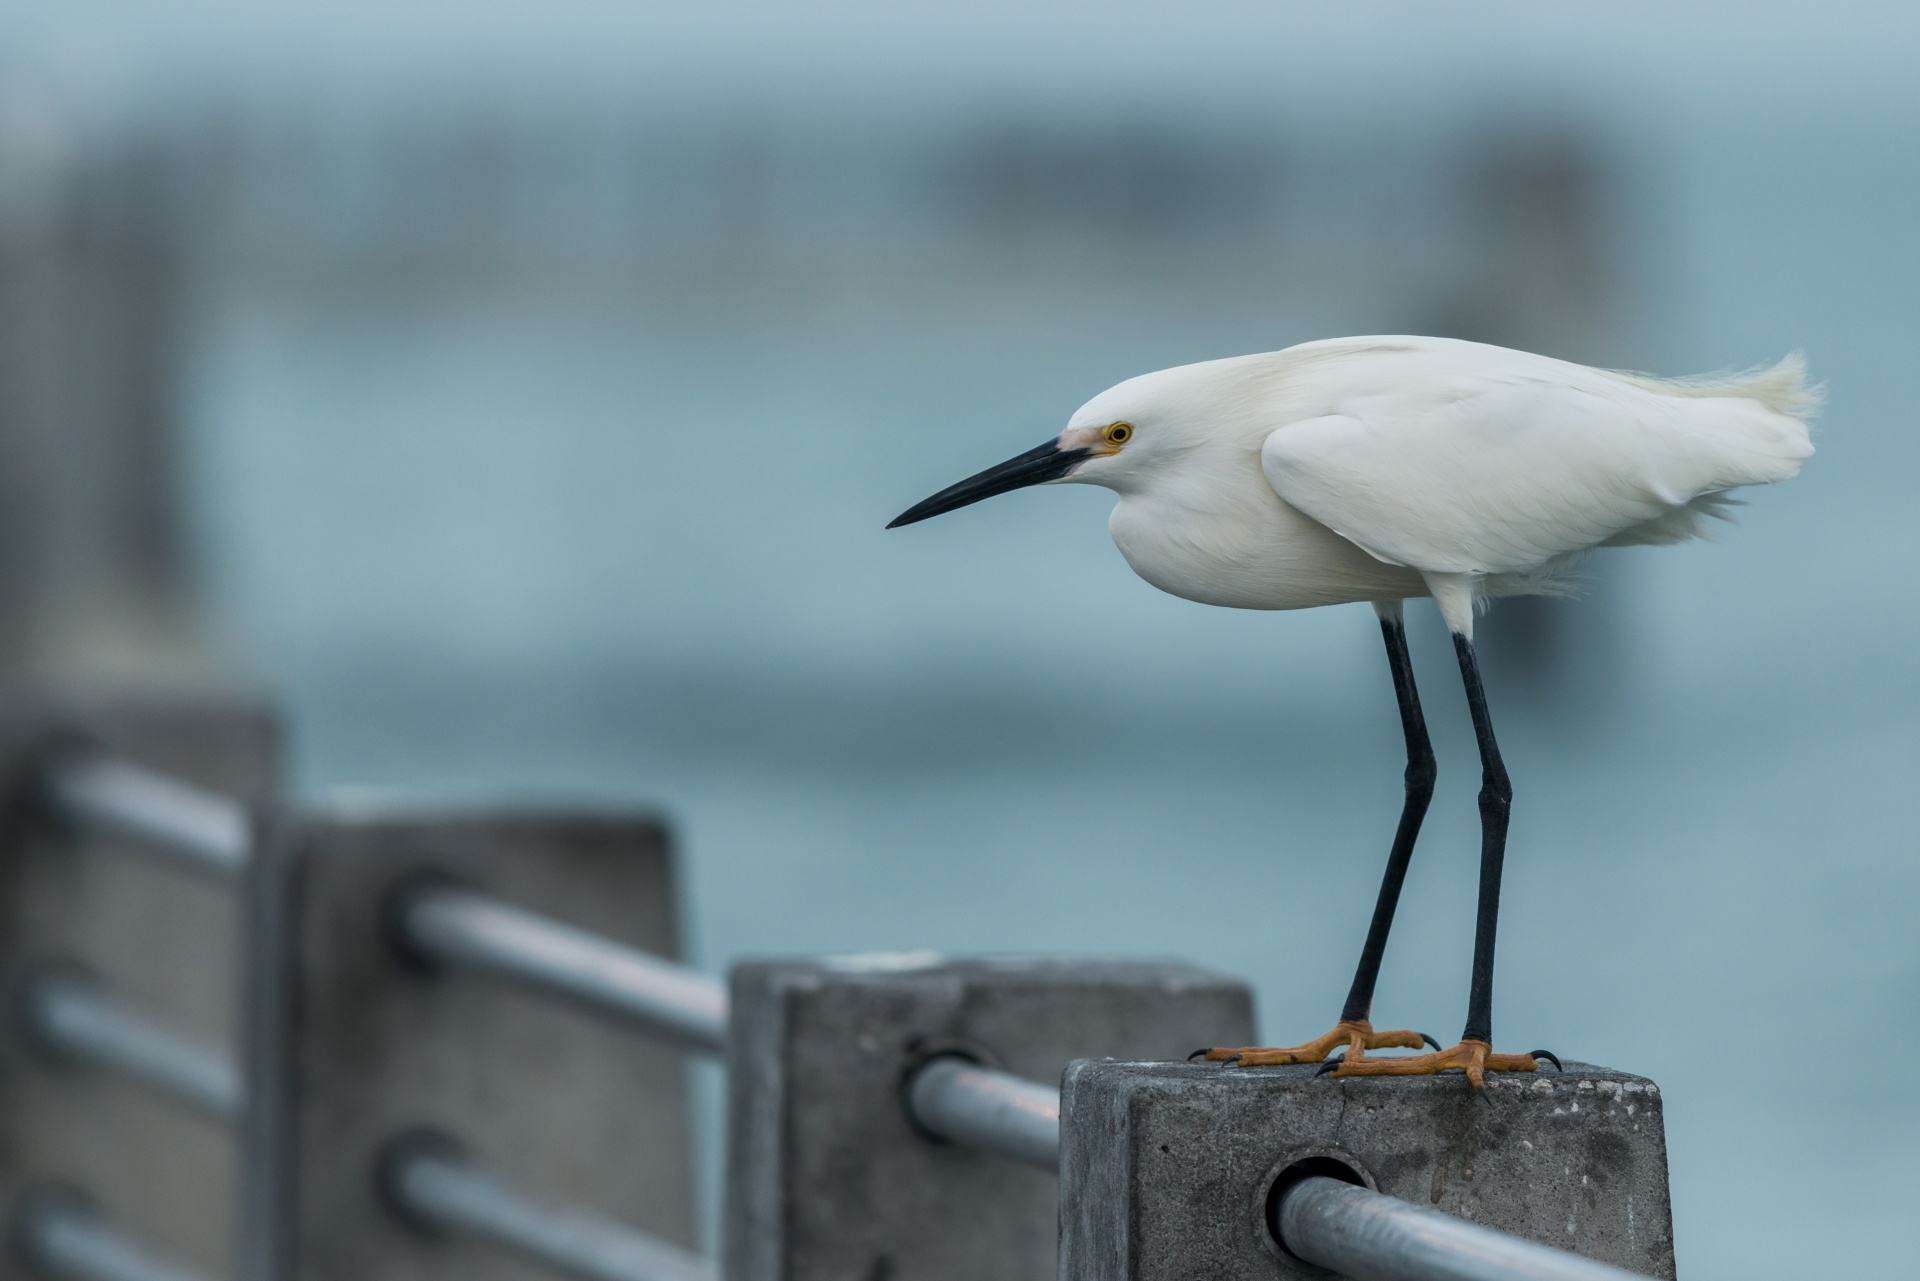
[886,384,1168,528]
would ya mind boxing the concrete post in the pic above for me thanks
[241,809,699,1281]
[0,698,277,1279]
[723,957,1255,1281]
[0,106,219,688]
[1059,1059,1676,1281]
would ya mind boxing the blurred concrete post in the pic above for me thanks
[1436,132,1627,696]
[0,698,278,1279]
[1058,1059,1676,1281]
[241,809,699,1281]
[1449,134,1612,363]
[0,89,218,690]
[723,958,1255,1281]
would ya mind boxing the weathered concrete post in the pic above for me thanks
[1059,1059,1676,1281]
[724,957,1255,1281]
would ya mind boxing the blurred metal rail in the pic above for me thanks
[1274,1175,1650,1281]
[42,753,730,1055]
[22,968,243,1123]
[13,1190,216,1281]
[395,885,729,1053]
[44,753,729,1052]
[394,892,1062,1171]
[43,755,251,878]
[905,1056,1059,1169]
[383,1141,715,1281]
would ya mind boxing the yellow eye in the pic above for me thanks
[1104,422,1133,446]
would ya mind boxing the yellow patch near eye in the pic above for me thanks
[1104,422,1133,445]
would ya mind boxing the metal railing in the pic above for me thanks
[1275,1175,1650,1281]
[905,1056,1060,1169]
[22,967,242,1123]
[28,753,718,1281]
[44,755,251,877]
[18,963,714,1281]
[43,753,732,1053]
[393,883,729,1053]
[13,1189,216,1281]
[381,1138,716,1281]
[30,751,1656,1281]
[389,881,1066,1175]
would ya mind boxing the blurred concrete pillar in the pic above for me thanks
[0,698,278,1278]
[1444,133,1613,364]
[1432,132,1627,707]
[0,89,222,693]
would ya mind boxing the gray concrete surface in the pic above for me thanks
[1060,1058,1675,1281]
[723,957,1254,1281]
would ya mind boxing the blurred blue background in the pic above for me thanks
[1,3,1915,1277]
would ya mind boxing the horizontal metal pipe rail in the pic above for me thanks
[1275,1175,1652,1281]
[21,963,718,1281]
[22,969,244,1123]
[904,1057,1059,1169]
[43,752,730,1055]
[42,755,251,878]
[396,885,730,1054]
[384,1142,715,1281]
[13,1189,217,1281]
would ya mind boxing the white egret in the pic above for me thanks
[888,335,1815,1087]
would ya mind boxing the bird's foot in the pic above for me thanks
[1190,1019,1437,1067]
[1317,1038,1557,1089]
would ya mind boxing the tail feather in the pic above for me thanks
[1602,492,1743,549]
[1614,351,1823,422]
[1600,353,1817,550]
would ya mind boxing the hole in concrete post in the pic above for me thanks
[1263,1154,1370,1267]
[896,1035,1002,1145]
[11,1180,100,1266]
[374,1127,470,1237]
[377,867,473,972]
[14,959,102,1066]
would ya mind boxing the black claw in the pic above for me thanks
[1420,1032,1443,1052]
[1529,1050,1563,1072]
[1188,1048,1212,1061]
[1315,1052,1347,1078]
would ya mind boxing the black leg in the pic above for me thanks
[1452,632,1512,1047]
[1337,615,1438,1025]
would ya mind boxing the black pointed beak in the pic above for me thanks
[887,439,1091,529]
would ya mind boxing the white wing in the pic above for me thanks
[1259,369,1812,577]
